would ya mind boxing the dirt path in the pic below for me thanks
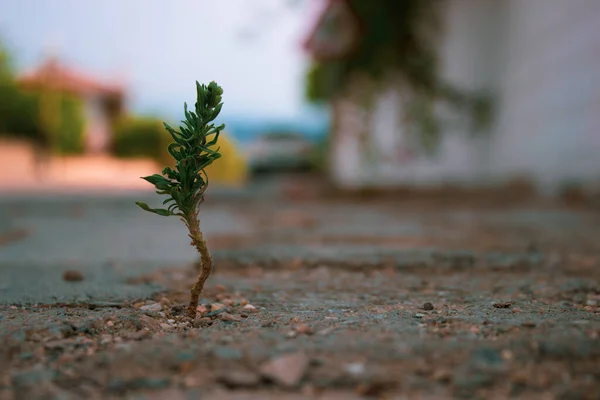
[1,194,599,399]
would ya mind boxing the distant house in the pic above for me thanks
[304,0,600,196]
[17,57,125,153]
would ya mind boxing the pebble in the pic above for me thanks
[493,302,513,309]
[217,370,261,388]
[259,352,310,387]
[423,302,434,311]
[344,362,365,376]
[160,297,171,307]
[211,303,227,311]
[294,323,313,334]
[219,312,242,322]
[62,270,84,282]
[106,321,114,327]
[414,313,425,319]
[196,305,208,315]
[160,323,173,330]
[140,303,162,312]
[99,335,113,345]
[243,304,257,312]
[222,298,234,307]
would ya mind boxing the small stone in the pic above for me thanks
[217,370,261,388]
[219,312,242,322]
[106,321,114,327]
[501,349,513,360]
[160,323,172,330]
[413,313,425,319]
[140,303,162,312]
[344,362,365,376]
[197,305,208,315]
[294,323,313,334]
[521,321,536,328]
[222,298,234,307]
[160,297,171,307]
[433,369,452,382]
[259,352,310,387]
[99,335,113,345]
[423,302,434,311]
[493,301,513,309]
[317,328,334,336]
[211,302,227,311]
[285,330,298,339]
[167,319,175,324]
[243,304,257,312]
[62,270,84,282]
[240,298,249,306]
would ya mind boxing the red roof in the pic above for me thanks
[18,57,124,98]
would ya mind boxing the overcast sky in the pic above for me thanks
[0,0,321,120]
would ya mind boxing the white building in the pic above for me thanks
[306,0,600,196]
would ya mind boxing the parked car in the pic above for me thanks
[246,132,314,174]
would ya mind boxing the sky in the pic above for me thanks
[0,0,324,122]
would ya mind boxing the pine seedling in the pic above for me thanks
[136,81,224,319]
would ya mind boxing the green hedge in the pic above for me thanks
[112,116,169,162]
[1,40,85,154]
[55,95,85,154]
[0,88,85,154]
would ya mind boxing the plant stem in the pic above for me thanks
[186,213,213,318]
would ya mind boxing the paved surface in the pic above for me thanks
[1,181,599,399]
[0,192,250,304]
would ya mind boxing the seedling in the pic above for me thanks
[136,81,224,319]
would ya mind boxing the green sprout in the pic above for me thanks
[136,81,224,319]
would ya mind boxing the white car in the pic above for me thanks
[246,132,314,173]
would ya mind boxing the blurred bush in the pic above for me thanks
[112,116,168,161]
[204,132,248,186]
[54,94,85,154]
[0,39,85,154]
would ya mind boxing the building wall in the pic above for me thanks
[330,0,600,194]
[491,0,600,194]
[330,0,505,188]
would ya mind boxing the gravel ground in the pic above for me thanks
[1,179,599,399]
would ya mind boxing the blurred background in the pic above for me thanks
[0,0,599,200]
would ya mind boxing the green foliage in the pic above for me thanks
[113,116,167,161]
[0,39,38,138]
[54,95,85,154]
[306,0,443,102]
[305,0,496,151]
[136,81,224,220]
[0,38,85,152]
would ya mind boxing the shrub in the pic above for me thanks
[204,132,247,186]
[112,116,169,162]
